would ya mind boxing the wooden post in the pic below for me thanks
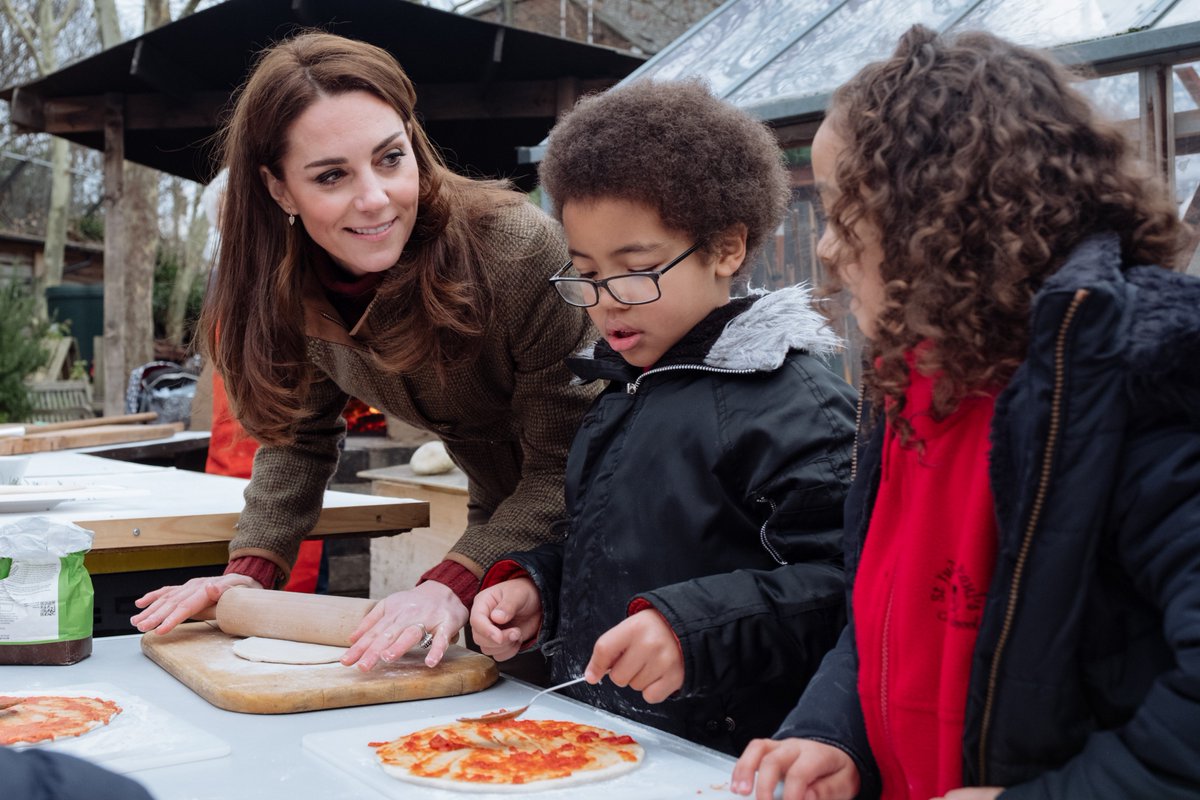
[103,93,129,416]
[1139,64,1176,207]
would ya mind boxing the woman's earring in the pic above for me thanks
[288,214,296,227]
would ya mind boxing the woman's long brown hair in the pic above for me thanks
[199,32,519,446]
[823,25,1183,442]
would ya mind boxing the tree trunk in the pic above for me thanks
[166,195,209,346]
[38,136,70,306]
[124,161,158,370]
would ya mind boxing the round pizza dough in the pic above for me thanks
[231,636,347,665]
[373,718,645,792]
[0,695,122,746]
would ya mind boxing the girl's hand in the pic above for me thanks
[131,574,262,634]
[585,609,683,704]
[933,788,1004,799]
[731,737,860,800]
[469,578,543,661]
[341,581,468,670]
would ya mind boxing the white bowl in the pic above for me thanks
[0,454,31,485]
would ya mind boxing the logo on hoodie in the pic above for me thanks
[931,559,987,629]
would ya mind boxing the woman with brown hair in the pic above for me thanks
[733,24,1200,800]
[131,31,597,670]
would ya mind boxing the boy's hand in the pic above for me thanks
[469,578,542,661]
[731,737,860,800]
[584,609,683,704]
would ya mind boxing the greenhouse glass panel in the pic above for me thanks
[728,0,976,105]
[1175,60,1200,113]
[1077,71,1140,123]
[636,0,844,97]
[1157,0,1200,28]
[949,0,1161,48]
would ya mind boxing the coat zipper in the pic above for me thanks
[755,496,787,565]
[624,363,756,395]
[976,288,1089,784]
[881,580,898,777]
[851,388,865,481]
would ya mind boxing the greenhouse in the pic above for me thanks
[521,0,1200,378]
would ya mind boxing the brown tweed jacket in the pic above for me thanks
[229,200,599,583]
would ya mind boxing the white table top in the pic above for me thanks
[3,635,738,799]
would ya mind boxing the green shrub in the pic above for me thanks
[0,282,51,423]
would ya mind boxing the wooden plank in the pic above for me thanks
[82,502,428,553]
[0,423,183,455]
[140,623,497,714]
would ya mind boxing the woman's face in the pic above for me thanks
[811,118,887,339]
[262,90,420,277]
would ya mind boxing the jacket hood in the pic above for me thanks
[1040,233,1200,425]
[569,284,842,383]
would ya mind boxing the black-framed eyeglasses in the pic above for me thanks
[549,242,702,308]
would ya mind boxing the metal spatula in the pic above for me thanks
[457,675,589,723]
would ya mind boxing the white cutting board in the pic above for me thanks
[302,705,737,800]
[2,682,230,773]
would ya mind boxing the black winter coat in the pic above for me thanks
[0,748,155,800]
[776,234,1200,798]
[504,287,857,755]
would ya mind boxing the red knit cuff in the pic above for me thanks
[480,559,531,592]
[627,597,684,659]
[419,559,482,609]
[225,556,278,589]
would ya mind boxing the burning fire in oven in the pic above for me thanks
[343,397,387,435]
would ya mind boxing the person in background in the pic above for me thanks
[3,748,155,800]
[470,80,856,755]
[732,25,1200,800]
[131,31,598,671]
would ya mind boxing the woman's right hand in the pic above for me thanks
[131,574,263,635]
[469,578,543,661]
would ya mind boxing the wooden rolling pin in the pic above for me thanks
[213,588,378,647]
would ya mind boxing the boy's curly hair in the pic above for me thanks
[825,25,1183,439]
[538,79,789,265]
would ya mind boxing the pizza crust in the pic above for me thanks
[231,636,346,665]
[0,695,122,746]
[379,753,642,792]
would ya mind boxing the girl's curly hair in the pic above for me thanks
[825,25,1183,440]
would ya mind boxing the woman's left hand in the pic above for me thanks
[341,581,469,670]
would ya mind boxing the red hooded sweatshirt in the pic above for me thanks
[854,366,1000,799]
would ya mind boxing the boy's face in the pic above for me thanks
[561,198,740,369]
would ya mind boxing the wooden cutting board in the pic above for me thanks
[0,422,183,455]
[141,622,499,714]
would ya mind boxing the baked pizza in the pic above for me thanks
[370,718,644,792]
[0,695,122,746]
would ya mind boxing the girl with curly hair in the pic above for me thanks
[469,80,858,753]
[733,24,1200,800]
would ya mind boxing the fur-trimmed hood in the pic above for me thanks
[568,284,842,383]
[1039,233,1200,426]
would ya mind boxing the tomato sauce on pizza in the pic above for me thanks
[371,718,644,791]
[0,695,122,746]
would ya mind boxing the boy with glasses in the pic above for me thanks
[469,80,857,754]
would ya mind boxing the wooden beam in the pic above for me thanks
[39,92,228,134]
[9,86,46,131]
[102,93,129,417]
[1138,64,1176,203]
